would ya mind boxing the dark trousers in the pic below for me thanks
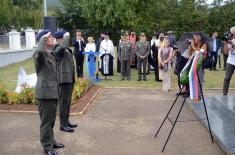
[137,57,148,79]
[75,54,84,77]
[223,63,235,94]
[37,99,57,153]
[148,55,160,81]
[210,52,218,69]
[121,60,131,79]
[223,54,228,70]
[58,83,74,127]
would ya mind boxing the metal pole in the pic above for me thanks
[44,0,47,17]
[197,72,214,143]
[162,90,189,152]
[154,88,183,138]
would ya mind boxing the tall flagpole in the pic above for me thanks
[44,0,47,17]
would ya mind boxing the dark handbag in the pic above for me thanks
[174,56,188,75]
[204,55,213,69]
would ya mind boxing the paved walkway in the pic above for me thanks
[0,88,224,155]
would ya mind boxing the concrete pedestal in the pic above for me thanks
[8,29,21,50]
[25,27,35,49]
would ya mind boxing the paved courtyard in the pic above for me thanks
[0,88,224,155]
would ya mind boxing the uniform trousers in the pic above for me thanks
[37,99,57,153]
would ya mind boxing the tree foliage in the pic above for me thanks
[0,0,43,32]
[55,0,235,40]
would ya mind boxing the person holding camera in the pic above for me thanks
[223,26,235,95]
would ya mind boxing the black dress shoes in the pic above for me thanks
[68,123,78,128]
[60,126,74,132]
[137,78,141,81]
[53,143,65,149]
[46,150,58,155]
[143,79,147,81]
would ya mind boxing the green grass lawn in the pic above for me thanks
[0,56,234,92]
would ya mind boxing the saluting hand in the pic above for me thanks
[64,32,70,37]
[44,32,51,39]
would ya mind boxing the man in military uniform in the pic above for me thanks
[118,33,132,80]
[136,32,150,81]
[34,30,65,155]
[53,30,77,133]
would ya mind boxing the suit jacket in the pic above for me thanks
[54,37,75,84]
[34,36,58,99]
[72,38,86,56]
[210,38,222,54]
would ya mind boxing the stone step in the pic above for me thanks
[189,95,235,155]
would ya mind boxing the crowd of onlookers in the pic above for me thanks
[69,27,235,95]
[34,26,235,155]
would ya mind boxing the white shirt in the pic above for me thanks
[85,43,96,52]
[227,44,235,65]
[212,38,217,52]
[151,38,158,47]
[99,39,115,58]
[77,39,82,51]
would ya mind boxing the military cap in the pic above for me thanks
[36,29,51,41]
[54,29,67,39]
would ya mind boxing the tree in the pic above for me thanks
[55,0,235,40]
[0,0,12,31]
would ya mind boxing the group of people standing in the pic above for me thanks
[117,31,175,92]
[34,29,77,155]
[33,26,235,155]
[72,30,115,78]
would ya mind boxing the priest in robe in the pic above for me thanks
[99,32,115,77]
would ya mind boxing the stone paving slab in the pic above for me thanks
[0,88,224,155]
[190,95,235,155]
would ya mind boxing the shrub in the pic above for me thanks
[8,86,36,105]
[7,92,19,105]
[0,78,91,105]
[0,84,9,104]
[18,86,36,105]
[72,78,91,104]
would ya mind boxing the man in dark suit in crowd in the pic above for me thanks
[53,30,77,133]
[72,30,86,78]
[34,30,65,155]
[96,32,105,52]
[210,31,222,70]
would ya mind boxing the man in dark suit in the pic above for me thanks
[210,32,222,70]
[72,30,86,78]
[53,30,77,133]
[34,30,65,155]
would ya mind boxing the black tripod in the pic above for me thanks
[154,72,214,152]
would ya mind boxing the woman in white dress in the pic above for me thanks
[85,37,96,75]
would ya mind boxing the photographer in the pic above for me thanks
[223,26,235,95]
